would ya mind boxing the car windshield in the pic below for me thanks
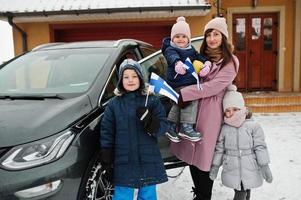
[0,48,110,96]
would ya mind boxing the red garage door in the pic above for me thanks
[50,22,171,49]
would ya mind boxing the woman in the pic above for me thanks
[170,17,239,200]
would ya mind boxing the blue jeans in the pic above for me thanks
[113,185,157,200]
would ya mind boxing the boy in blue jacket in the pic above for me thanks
[100,59,168,200]
[162,16,211,142]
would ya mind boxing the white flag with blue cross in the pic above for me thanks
[148,72,179,104]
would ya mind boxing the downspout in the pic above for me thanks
[7,13,28,52]
[216,0,220,16]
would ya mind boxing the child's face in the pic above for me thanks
[172,34,189,48]
[224,107,241,118]
[205,29,222,49]
[122,69,140,92]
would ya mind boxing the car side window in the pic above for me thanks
[140,53,168,82]
[140,46,157,58]
[116,50,139,66]
[101,67,119,105]
[101,51,138,105]
[191,37,203,53]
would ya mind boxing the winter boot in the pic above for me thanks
[165,122,180,142]
[178,123,202,142]
[246,190,251,200]
[233,190,247,200]
[191,187,211,200]
[192,187,201,200]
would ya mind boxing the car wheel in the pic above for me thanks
[79,153,114,200]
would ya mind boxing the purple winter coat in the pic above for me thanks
[170,55,239,171]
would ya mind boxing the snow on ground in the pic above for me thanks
[157,112,301,200]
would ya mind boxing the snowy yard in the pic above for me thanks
[157,112,301,200]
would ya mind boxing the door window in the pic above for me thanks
[252,18,261,40]
[263,18,273,50]
[235,18,246,51]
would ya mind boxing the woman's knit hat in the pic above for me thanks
[171,16,191,40]
[223,84,245,111]
[204,17,229,39]
[117,58,145,91]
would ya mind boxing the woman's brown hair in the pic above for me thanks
[200,29,237,72]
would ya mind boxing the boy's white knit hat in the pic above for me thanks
[171,16,191,40]
[204,17,229,39]
[223,84,245,111]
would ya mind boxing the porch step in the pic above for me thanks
[243,92,301,113]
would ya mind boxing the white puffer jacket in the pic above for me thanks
[212,118,270,190]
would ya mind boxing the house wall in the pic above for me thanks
[187,15,213,38]
[13,22,50,54]
[294,0,301,91]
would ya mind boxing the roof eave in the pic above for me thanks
[0,5,211,23]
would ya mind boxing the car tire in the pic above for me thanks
[78,152,114,200]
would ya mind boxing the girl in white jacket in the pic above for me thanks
[209,85,273,200]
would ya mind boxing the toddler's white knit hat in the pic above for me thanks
[223,84,245,111]
[204,17,229,39]
[171,16,191,40]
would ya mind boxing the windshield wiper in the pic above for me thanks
[0,94,65,100]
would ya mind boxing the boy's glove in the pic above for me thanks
[175,61,186,75]
[177,93,191,109]
[199,61,211,77]
[260,165,273,183]
[136,107,160,135]
[209,166,219,180]
[100,148,114,182]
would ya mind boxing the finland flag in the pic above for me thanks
[183,58,202,90]
[148,72,179,104]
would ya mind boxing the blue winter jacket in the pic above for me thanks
[100,91,168,188]
[161,37,206,88]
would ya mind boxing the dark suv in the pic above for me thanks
[0,37,203,200]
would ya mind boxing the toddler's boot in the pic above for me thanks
[165,122,180,142]
[179,123,202,142]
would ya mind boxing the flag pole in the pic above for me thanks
[173,73,178,79]
[145,87,150,107]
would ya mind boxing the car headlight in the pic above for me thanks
[0,131,74,170]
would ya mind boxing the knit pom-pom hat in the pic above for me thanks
[117,59,145,92]
[204,17,229,39]
[223,84,245,111]
[171,16,191,40]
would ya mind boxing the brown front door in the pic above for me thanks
[233,13,278,91]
